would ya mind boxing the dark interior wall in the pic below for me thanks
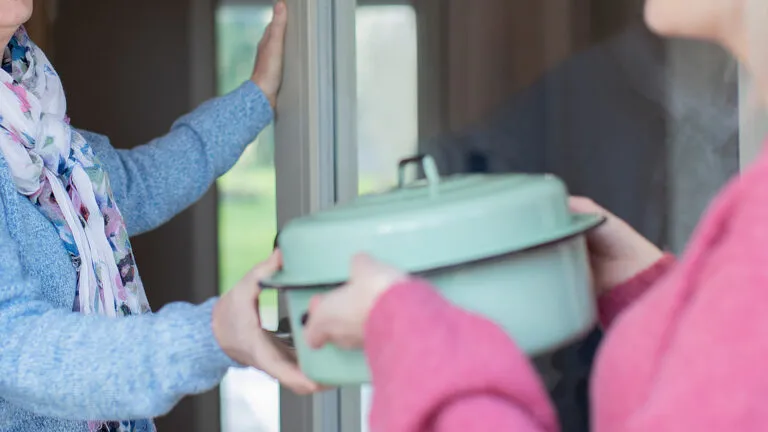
[54,2,191,145]
[415,0,629,135]
[52,1,221,431]
[441,0,593,132]
[589,0,646,41]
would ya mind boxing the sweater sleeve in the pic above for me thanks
[597,253,676,329]
[364,279,558,432]
[0,205,237,420]
[82,80,273,236]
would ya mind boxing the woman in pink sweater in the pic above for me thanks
[298,0,768,430]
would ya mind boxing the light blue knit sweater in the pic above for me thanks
[0,81,271,431]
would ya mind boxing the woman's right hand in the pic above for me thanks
[212,251,320,395]
[304,254,408,350]
[251,1,288,110]
[569,197,665,298]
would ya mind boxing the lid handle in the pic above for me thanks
[397,154,441,197]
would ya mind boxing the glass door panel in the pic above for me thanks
[353,6,418,429]
[216,5,280,432]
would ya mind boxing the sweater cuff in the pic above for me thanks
[168,298,241,375]
[598,253,676,329]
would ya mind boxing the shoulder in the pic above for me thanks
[74,129,111,149]
[0,157,16,219]
[0,158,20,269]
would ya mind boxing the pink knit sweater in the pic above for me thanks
[363,149,768,431]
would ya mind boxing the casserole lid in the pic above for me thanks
[263,155,602,288]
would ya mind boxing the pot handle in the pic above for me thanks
[397,154,441,198]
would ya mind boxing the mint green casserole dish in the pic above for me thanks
[262,155,603,386]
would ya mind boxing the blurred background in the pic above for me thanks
[25,0,741,430]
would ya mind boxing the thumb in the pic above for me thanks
[349,253,377,280]
[250,250,283,281]
[569,196,607,215]
[304,316,331,350]
[303,293,338,349]
[308,294,324,315]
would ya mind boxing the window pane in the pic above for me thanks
[354,5,419,431]
[216,6,279,432]
[356,6,419,194]
[354,1,739,431]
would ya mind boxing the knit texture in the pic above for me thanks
[364,140,768,430]
[0,80,271,431]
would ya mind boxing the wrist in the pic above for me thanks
[211,299,228,354]
[211,298,246,365]
[597,250,670,298]
[202,298,243,371]
[251,76,276,110]
[364,274,409,319]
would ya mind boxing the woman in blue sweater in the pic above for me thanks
[0,1,315,431]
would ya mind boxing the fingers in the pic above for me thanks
[569,196,607,214]
[304,295,329,349]
[248,250,283,283]
[308,294,324,314]
[271,1,288,35]
[569,197,631,234]
[349,253,375,279]
[258,330,319,394]
[304,313,331,350]
[250,1,287,109]
[259,2,286,51]
[259,23,273,49]
[261,356,320,395]
[303,292,339,349]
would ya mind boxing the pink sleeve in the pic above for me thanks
[597,253,676,329]
[364,279,558,432]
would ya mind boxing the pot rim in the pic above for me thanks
[260,213,605,291]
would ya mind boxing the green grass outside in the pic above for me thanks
[217,165,382,309]
[218,167,278,308]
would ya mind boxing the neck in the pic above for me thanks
[1,27,15,51]
[713,3,768,107]
[719,26,768,108]
[0,28,16,58]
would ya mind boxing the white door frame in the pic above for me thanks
[272,0,361,430]
[274,0,339,429]
[216,0,389,430]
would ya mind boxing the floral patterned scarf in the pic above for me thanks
[0,28,152,432]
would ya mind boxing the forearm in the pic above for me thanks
[365,280,557,432]
[0,294,235,420]
[89,81,273,235]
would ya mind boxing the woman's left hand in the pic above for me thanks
[251,1,288,109]
[304,254,408,350]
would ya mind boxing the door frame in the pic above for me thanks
[273,0,339,429]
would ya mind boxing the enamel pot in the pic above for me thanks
[261,154,604,386]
